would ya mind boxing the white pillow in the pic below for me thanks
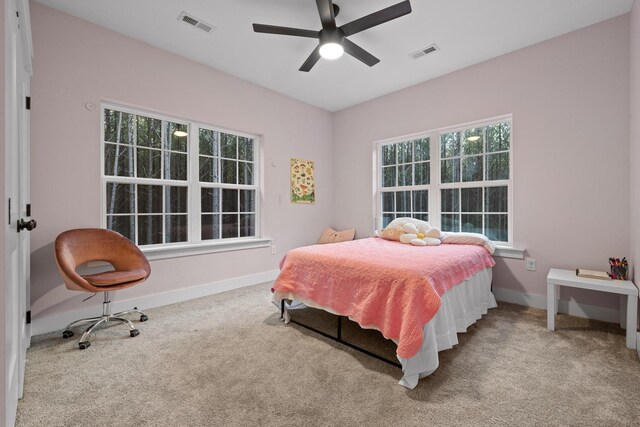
[440,232,496,254]
[384,217,431,232]
[384,217,414,229]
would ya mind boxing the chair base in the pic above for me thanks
[62,292,148,349]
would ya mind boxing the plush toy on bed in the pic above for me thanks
[376,217,442,246]
[376,217,497,253]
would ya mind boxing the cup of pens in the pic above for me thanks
[609,257,628,280]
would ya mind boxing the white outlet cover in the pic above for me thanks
[525,258,536,271]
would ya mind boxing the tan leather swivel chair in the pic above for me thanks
[54,228,151,349]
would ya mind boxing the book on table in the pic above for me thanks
[575,269,610,280]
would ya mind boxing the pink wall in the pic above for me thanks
[29,4,333,318]
[630,2,640,286]
[333,15,631,309]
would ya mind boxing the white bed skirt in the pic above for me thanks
[275,267,496,389]
[398,267,496,389]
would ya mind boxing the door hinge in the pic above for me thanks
[7,198,11,225]
[26,311,31,325]
[26,203,31,217]
[26,96,31,110]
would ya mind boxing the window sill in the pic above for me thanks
[493,246,525,259]
[141,238,273,261]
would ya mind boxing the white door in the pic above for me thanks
[4,1,33,426]
[16,0,33,400]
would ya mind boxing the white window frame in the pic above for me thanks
[374,114,517,252]
[100,102,270,260]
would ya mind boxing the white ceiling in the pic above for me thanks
[33,0,634,112]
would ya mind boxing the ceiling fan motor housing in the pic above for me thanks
[320,28,345,46]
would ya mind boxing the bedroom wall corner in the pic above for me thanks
[28,3,334,325]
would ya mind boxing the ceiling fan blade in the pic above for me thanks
[299,45,322,72]
[340,0,412,37]
[316,0,336,28]
[253,23,319,38]
[343,38,380,67]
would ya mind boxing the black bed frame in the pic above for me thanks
[279,300,402,368]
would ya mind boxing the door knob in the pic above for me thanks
[17,218,37,232]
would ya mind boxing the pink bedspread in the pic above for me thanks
[272,237,495,359]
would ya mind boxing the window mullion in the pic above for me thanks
[481,127,486,184]
[432,132,440,229]
[375,145,382,229]
[254,137,261,238]
[189,126,201,244]
[133,115,139,245]
[159,122,166,246]
[482,185,486,237]
[104,176,190,187]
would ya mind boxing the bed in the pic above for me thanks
[272,236,496,389]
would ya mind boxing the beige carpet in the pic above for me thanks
[16,283,640,426]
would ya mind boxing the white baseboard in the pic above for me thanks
[492,287,622,324]
[32,269,280,336]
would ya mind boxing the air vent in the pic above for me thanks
[178,12,215,33]
[196,22,214,32]
[409,44,439,60]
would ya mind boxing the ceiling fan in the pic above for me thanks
[253,0,412,72]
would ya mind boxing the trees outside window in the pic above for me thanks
[103,105,259,247]
[380,138,431,227]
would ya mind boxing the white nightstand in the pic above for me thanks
[546,268,638,349]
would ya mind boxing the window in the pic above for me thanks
[199,129,256,240]
[376,116,512,244]
[102,104,260,249]
[380,138,431,226]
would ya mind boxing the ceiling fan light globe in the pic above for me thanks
[319,42,344,60]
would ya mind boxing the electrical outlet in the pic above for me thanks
[526,258,536,271]
[271,245,277,255]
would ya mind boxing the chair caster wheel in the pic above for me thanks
[140,314,148,322]
[130,329,140,337]
[62,330,74,339]
[79,341,90,350]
